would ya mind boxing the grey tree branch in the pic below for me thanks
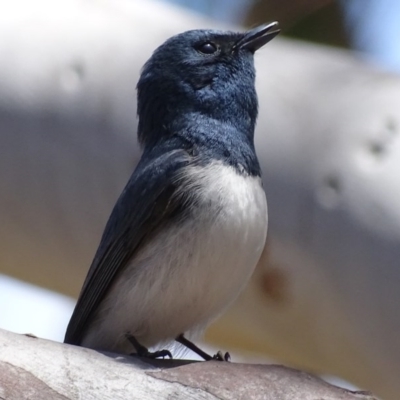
[0,329,377,400]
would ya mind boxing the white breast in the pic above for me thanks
[82,162,268,353]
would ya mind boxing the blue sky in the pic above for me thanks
[341,0,400,71]
[163,0,400,72]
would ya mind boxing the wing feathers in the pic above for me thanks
[64,149,193,345]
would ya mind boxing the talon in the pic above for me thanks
[126,332,173,359]
[130,347,173,359]
[130,349,172,359]
[212,351,231,362]
[212,351,224,361]
[151,349,173,359]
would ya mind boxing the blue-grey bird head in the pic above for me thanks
[137,23,280,174]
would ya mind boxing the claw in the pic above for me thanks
[212,351,231,362]
[126,332,173,359]
[131,348,172,359]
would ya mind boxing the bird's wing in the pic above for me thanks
[64,149,193,345]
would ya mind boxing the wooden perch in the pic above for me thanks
[0,329,376,400]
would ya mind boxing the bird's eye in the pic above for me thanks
[196,42,218,55]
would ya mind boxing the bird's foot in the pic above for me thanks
[176,334,231,362]
[212,350,231,362]
[125,332,172,359]
[134,348,173,359]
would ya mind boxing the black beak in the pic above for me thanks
[234,22,280,52]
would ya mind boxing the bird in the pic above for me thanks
[64,22,280,360]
